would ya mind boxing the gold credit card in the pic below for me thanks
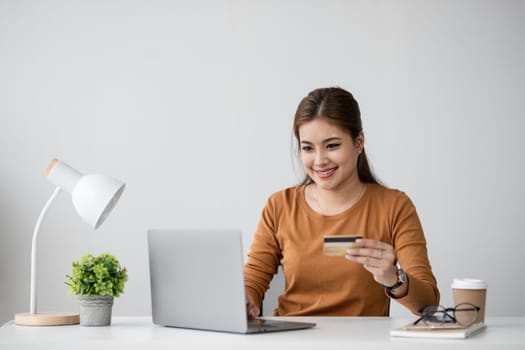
[323,235,363,256]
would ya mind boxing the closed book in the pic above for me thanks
[390,322,486,339]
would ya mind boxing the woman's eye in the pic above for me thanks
[301,146,312,152]
[327,143,341,149]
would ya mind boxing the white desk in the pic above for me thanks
[1,316,524,349]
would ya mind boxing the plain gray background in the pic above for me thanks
[1,0,524,324]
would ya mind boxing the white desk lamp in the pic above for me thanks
[15,158,126,326]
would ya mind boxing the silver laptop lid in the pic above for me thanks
[148,229,248,333]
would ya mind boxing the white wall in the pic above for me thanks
[1,0,524,323]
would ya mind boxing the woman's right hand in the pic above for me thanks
[245,292,260,319]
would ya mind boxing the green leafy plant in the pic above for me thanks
[65,253,128,297]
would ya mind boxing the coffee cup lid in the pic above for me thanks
[451,278,487,289]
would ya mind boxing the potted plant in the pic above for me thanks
[65,253,128,326]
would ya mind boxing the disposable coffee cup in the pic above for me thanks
[451,278,487,324]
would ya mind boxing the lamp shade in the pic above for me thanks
[72,175,125,229]
[46,159,125,229]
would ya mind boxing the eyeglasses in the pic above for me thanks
[413,303,480,327]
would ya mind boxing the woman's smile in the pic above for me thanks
[314,167,337,179]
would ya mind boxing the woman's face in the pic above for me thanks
[298,118,363,191]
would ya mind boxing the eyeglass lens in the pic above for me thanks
[421,305,454,324]
[453,303,478,326]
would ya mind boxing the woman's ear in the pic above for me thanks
[355,131,365,153]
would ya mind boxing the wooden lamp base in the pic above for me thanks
[15,312,80,326]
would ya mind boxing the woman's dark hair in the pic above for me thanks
[293,87,379,185]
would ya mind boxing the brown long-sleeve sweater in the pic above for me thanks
[244,183,440,316]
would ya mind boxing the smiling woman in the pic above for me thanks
[244,87,440,318]
[294,87,378,188]
[298,119,366,215]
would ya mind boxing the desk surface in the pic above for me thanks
[1,316,524,349]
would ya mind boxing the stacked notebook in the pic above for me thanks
[390,322,486,339]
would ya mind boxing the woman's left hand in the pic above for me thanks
[344,238,398,287]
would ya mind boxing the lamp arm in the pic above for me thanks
[30,187,62,314]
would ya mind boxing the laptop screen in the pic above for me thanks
[148,229,249,333]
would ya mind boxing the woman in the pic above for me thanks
[244,87,439,317]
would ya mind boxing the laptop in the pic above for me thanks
[147,229,316,334]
